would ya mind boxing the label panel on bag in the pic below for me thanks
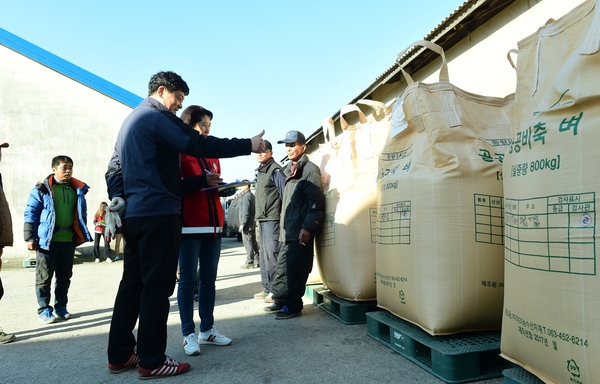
[505,193,596,275]
[376,201,411,245]
[317,209,378,248]
[474,194,505,245]
[317,212,336,247]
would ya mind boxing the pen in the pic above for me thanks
[205,169,223,183]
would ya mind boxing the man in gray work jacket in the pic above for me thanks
[252,140,285,302]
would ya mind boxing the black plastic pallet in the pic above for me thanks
[502,367,544,384]
[366,311,512,384]
[305,285,379,324]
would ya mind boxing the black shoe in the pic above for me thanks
[275,306,301,320]
[263,303,282,313]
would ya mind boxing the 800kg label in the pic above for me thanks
[511,155,560,178]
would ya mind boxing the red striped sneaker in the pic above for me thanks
[108,349,139,373]
[137,356,191,379]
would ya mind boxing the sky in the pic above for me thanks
[0,0,461,181]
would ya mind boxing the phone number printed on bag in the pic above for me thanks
[505,308,589,350]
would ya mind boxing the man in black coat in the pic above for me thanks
[264,131,324,320]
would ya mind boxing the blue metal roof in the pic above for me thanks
[0,27,143,108]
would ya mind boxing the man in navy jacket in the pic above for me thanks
[105,71,264,379]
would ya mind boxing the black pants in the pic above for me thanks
[271,239,314,312]
[35,242,76,313]
[92,232,109,259]
[107,215,181,370]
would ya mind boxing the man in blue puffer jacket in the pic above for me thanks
[24,155,92,324]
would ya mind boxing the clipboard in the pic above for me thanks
[201,180,251,192]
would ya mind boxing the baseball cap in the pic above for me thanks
[0,142,8,148]
[264,140,273,151]
[277,130,306,144]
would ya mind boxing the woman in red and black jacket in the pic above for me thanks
[92,202,111,263]
[177,105,233,356]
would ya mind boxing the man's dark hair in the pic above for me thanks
[180,105,213,126]
[148,71,190,96]
[52,155,73,168]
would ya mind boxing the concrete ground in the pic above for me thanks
[0,238,505,384]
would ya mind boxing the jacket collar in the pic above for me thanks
[256,157,275,173]
[143,97,171,113]
[46,174,88,191]
[291,153,309,170]
[286,153,309,180]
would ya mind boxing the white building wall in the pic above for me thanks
[0,44,134,261]
[438,0,587,98]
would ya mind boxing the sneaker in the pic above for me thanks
[183,333,201,356]
[253,290,269,300]
[95,258,100,263]
[198,328,232,346]
[0,329,15,344]
[239,263,254,269]
[108,349,140,373]
[263,303,282,313]
[137,356,190,379]
[39,308,57,324]
[274,305,301,320]
[106,257,113,263]
[264,292,274,303]
[54,306,72,320]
